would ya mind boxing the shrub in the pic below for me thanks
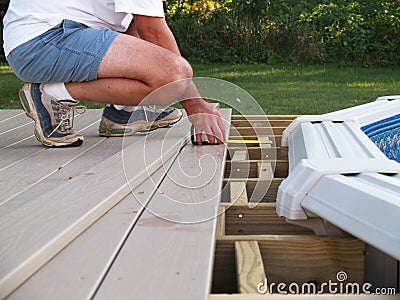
[1,1,399,66]
[165,0,400,66]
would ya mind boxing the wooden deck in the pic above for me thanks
[0,108,231,300]
[1,110,397,299]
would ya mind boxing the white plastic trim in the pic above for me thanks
[282,116,346,147]
[277,97,400,259]
[281,98,400,147]
[302,173,400,260]
[375,95,400,101]
[276,158,400,219]
[286,120,388,172]
[325,97,400,127]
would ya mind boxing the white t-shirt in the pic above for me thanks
[3,0,164,57]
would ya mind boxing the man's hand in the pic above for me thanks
[181,98,226,145]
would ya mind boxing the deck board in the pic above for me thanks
[0,110,28,133]
[7,154,178,300]
[0,110,103,205]
[0,109,192,298]
[0,110,100,170]
[0,118,31,136]
[93,109,232,300]
[0,116,33,146]
[0,110,25,122]
[0,123,148,213]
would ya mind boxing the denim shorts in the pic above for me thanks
[7,19,118,83]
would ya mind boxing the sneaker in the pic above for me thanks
[99,105,183,137]
[19,83,85,147]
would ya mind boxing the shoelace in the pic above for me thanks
[142,106,150,123]
[47,102,86,138]
[142,105,163,122]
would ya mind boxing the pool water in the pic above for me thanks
[361,114,400,163]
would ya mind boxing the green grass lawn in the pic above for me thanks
[1,63,399,115]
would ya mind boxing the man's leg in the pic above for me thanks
[14,20,223,146]
[65,34,192,106]
[16,27,191,147]
[69,34,189,137]
[95,19,185,136]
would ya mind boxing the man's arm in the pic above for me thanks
[126,15,180,54]
[127,15,226,144]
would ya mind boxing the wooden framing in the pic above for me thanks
[222,203,312,236]
[215,236,364,286]
[230,181,249,205]
[211,115,367,298]
[235,241,267,294]
[216,206,226,239]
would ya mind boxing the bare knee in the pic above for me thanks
[160,55,193,86]
[176,56,193,81]
[146,55,193,106]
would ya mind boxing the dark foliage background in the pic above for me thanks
[164,0,400,66]
[1,0,399,66]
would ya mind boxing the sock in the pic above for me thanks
[42,83,78,103]
[114,105,127,110]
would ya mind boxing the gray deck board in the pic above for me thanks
[0,112,174,214]
[0,110,25,124]
[0,110,24,120]
[0,110,191,298]
[94,109,231,300]
[0,116,32,141]
[7,154,178,300]
[0,111,31,135]
[0,110,102,205]
[0,110,99,170]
